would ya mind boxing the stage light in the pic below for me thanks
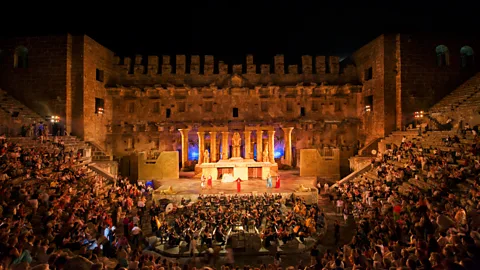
[48,115,60,123]
[414,111,424,118]
[365,105,371,112]
[274,151,282,158]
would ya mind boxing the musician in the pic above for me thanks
[184,231,191,247]
[150,216,158,233]
[263,228,276,248]
[243,214,249,232]
[214,225,226,245]
[167,228,180,246]
[201,230,213,248]
[156,220,168,243]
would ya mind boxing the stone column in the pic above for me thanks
[178,128,191,169]
[256,130,263,162]
[210,131,217,162]
[268,130,275,163]
[197,131,205,164]
[244,130,251,159]
[221,131,229,160]
[282,127,294,166]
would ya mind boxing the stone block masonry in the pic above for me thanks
[1,32,479,178]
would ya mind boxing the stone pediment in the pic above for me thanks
[218,74,252,88]
[230,74,244,87]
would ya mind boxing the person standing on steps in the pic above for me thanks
[334,220,340,245]
[310,244,319,266]
[343,205,350,224]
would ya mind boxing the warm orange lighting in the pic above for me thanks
[414,111,424,118]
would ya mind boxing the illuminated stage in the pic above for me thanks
[198,157,277,181]
[152,170,318,205]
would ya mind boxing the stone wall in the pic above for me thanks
[299,148,341,180]
[352,35,388,143]
[352,33,480,143]
[0,36,70,125]
[137,151,179,184]
[397,34,480,126]
[0,35,116,145]
[81,36,115,146]
[107,83,361,126]
[111,54,358,86]
[2,33,479,175]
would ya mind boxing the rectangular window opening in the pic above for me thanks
[364,67,373,81]
[334,101,341,111]
[204,101,213,112]
[166,108,171,118]
[311,101,319,111]
[153,102,160,113]
[177,102,186,112]
[128,102,135,113]
[364,95,373,112]
[95,98,105,114]
[300,107,306,116]
[233,107,239,118]
[261,101,268,112]
[286,101,293,112]
[96,69,104,82]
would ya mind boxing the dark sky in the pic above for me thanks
[2,1,479,64]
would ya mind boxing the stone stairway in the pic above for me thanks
[87,141,113,161]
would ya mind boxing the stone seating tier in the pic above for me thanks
[429,72,480,113]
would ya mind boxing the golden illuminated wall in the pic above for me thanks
[137,151,179,183]
[299,148,340,180]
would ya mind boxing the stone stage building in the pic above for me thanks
[0,33,479,181]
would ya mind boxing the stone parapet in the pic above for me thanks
[113,54,356,77]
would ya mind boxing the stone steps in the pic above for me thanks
[0,89,43,123]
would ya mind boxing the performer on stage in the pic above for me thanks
[235,177,242,192]
[275,175,280,188]
[266,174,272,188]
[201,175,206,189]
[207,175,213,189]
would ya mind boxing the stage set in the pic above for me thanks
[152,125,318,204]
[179,125,294,181]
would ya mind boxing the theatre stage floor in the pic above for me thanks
[154,170,317,195]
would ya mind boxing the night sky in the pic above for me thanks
[2,2,478,65]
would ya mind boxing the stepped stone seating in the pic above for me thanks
[0,89,44,135]
[7,136,91,154]
[378,130,420,153]
[418,131,476,151]
[0,89,43,123]
[430,72,480,113]
[428,73,480,129]
[346,129,477,198]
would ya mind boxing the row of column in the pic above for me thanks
[178,127,293,168]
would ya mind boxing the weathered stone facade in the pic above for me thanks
[1,33,478,177]
[353,33,480,144]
